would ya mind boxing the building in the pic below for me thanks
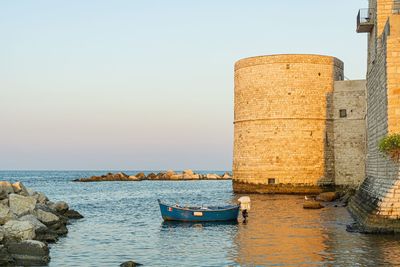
[232,0,400,232]
[349,0,400,233]
[233,55,366,194]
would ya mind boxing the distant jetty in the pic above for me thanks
[73,170,232,182]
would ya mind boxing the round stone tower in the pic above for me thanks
[233,54,344,194]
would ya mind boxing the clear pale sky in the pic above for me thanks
[0,0,367,170]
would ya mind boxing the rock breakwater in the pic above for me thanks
[73,170,232,182]
[0,181,83,266]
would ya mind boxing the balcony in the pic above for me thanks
[357,8,375,33]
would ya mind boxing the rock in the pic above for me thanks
[115,172,129,179]
[128,175,140,181]
[0,226,4,242]
[54,201,69,214]
[303,201,324,209]
[64,209,84,219]
[0,203,16,225]
[27,188,35,196]
[0,181,14,199]
[7,240,50,266]
[120,260,143,267]
[12,181,29,196]
[146,173,157,180]
[46,201,57,212]
[191,174,201,179]
[155,172,164,180]
[3,220,36,241]
[221,172,232,179]
[1,198,8,206]
[165,170,176,178]
[48,222,68,236]
[17,215,57,242]
[9,194,37,216]
[135,172,146,180]
[316,192,339,202]
[75,172,138,182]
[34,209,60,226]
[36,203,55,213]
[19,215,47,233]
[170,174,183,180]
[183,169,194,176]
[32,192,49,204]
[205,173,220,179]
[0,245,15,266]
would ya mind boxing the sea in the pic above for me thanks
[1,171,400,267]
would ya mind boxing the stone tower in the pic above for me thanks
[233,54,344,194]
[349,0,400,232]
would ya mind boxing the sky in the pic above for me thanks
[0,0,368,170]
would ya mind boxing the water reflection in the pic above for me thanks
[233,194,327,266]
[232,194,400,266]
[161,220,238,230]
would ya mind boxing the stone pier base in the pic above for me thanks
[232,180,334,194]
[348,177,400,234]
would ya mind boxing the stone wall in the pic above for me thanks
[348,0,400,233]
[233,54,343,193]
[333,80,367,186]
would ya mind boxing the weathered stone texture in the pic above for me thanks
[333,80,367,186]
[233,54,343,193]
[349,0,400,232]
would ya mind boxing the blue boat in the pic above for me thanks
[158,199,240,222]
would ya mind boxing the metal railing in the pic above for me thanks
[357,8,375,33]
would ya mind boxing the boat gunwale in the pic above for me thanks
[158,200,239,212]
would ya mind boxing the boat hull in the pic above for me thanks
[158,201,239,222]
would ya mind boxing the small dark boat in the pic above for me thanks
[158,199,240,222]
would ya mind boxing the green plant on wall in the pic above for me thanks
[378,133,400,161]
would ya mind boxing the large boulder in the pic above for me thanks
[170,174,183,180]
[0,203,16,225]
[9,194,37,216]
[303,201,324,209]
[120,260,143,267]
[12,182,29,196]
[7,240,50,266]
[0,226,4,242]
[32,192,49,204]
[183,169,194,177]
[165,170,176,179]
[316,192,339,202]
[54,201,69,214]
[205,173,221,180]
[17,214,59,242]
[33,209,60,226]
[155,173,164,180]
[18,215,47,233]
[115,172,129,179]
[221,172,232,179]
[64,209,84,219]
[20,215,58,243]
[146,173,157,180]
[3,220,36,241]
[128,175,140,181]
[0,181,14,200]
[0,245,15,266]
[135,172,146,180]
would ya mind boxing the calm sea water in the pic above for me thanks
[1,171,400,267]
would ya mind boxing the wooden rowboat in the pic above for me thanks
[157,199,240,222]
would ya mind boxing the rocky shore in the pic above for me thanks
[73,170,232,182]
[0,181,83,266]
